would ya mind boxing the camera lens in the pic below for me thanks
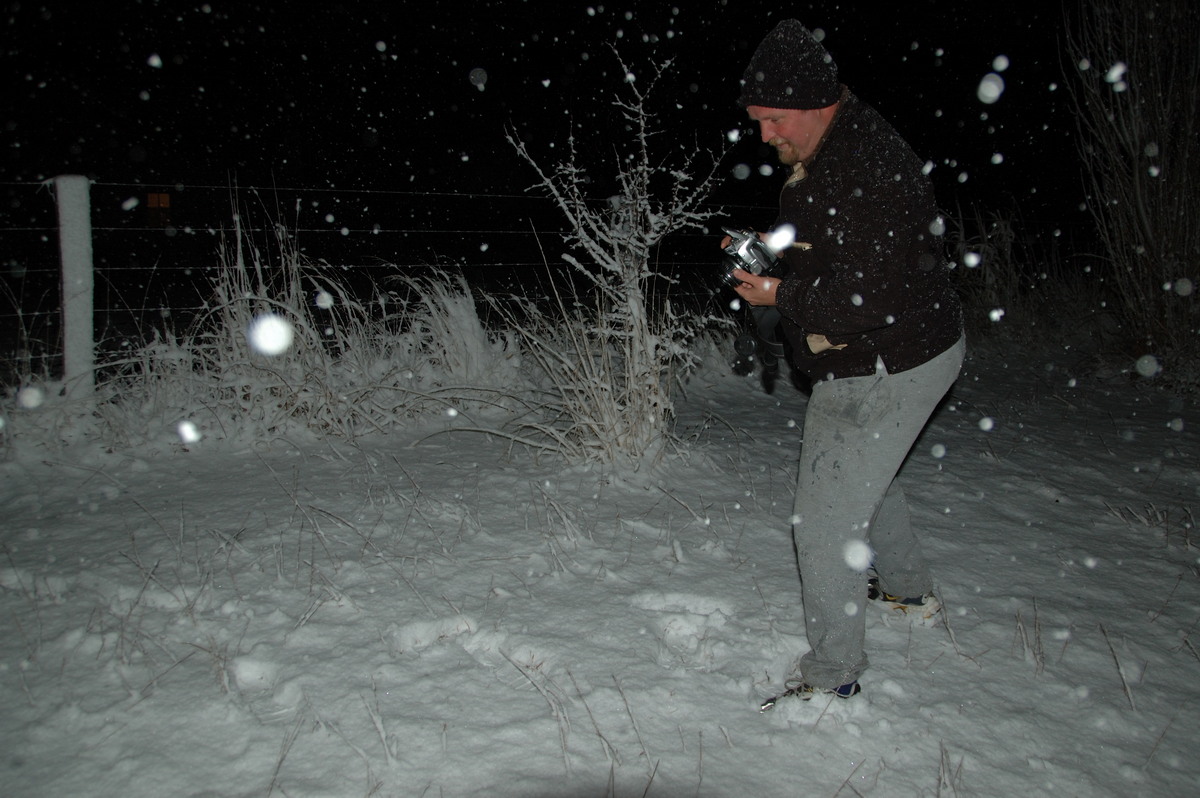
[734,333,758,356]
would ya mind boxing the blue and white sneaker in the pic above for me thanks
[760,680,861,711]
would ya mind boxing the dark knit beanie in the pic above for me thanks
[737,20,840,110]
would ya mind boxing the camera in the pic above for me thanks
[719,227,783,288]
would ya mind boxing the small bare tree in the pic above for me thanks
[505,51,725,469]
[1064,0,1200,380]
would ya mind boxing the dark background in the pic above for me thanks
[1,0,1087,356]
[3,0,1083,210]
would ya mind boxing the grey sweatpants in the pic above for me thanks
[791,336,965,689]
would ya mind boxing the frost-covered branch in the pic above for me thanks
[503,50,727,468]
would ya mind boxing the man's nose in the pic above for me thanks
[759,124,773,144]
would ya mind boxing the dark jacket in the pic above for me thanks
[772,89,963,381]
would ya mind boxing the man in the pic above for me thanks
[729,20,965,707]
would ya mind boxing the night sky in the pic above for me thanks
[4,1,1081,214]
[0,0,1096,334]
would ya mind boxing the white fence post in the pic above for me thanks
[55,174,95,399]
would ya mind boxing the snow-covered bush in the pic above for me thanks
[503,52,725,470]
[146,220,524,443]
[1,215,525,455]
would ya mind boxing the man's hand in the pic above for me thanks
[731,268,779,307]
[718,230,781,306]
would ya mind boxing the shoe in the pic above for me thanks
[868,577,942,622]
[760,680,861,711]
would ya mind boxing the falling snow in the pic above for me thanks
[977,73,1006,104]
[247,313,294,356]
[2,2,1198,795]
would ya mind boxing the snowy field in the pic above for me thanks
[2,342,1197,797]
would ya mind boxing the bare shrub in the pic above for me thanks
[1064,0,1200,384]
[948,206,1027,334]
[503,51,725,469]
[947,204,1110,352]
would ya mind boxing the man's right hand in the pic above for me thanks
[731,268,779,307]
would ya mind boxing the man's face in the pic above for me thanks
[746,105,828,166]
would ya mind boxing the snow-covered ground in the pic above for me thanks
[2,342,1197,797]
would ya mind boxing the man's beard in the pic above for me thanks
[770,138,800,166]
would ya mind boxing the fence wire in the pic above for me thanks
[1,179,757,379]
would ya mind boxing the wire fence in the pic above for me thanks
[0,178,762,381]
[0,177,1091,385]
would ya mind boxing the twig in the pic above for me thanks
[568,668,619,764]
[324,721,379,787]
[266,710,306,797]
[344,523,437,617]
[292,595,328,632]
[361,679,396,768]
[504,650,571,774]
[1014,600,1046,675]
[40,458,127,490]
[936,741,965,797]
[640,759,661,798]
[613,675,652,772]
[1057,624,1074,665]
[1148,573,1184,622]
[1143,712,1176,767]
[132,650,198,705]
[812,694,837,730]
[1099,624,1136,710]
[656,485,710,526]
[1032,599,1045,675]
[1182,637,1200,666]
[831,757,867,798]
